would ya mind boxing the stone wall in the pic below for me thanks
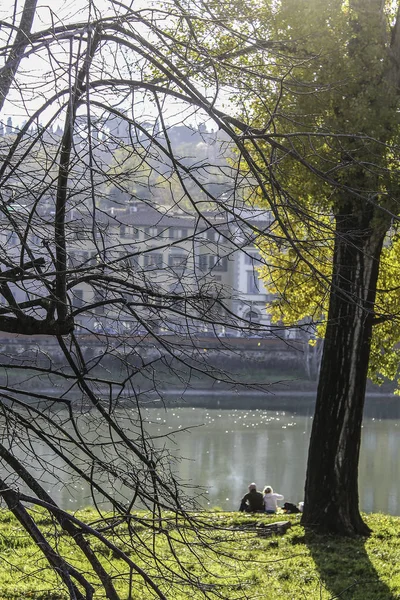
[0,334,307,371]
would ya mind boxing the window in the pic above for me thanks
[247,235,259,247]
[121,255,140,269]
[244,252,259,266]
[130,255,141,269]
[31,234,41,247]
[69,251,89,268]
[245,309,261,324]
[95,226,107,240]
[120,225,139,239]
[169,254,187,268]
[144,253,163,268]
[9,232,19,246]
[74,228,87,241]
[72,289,84,309]
[210,256,228,272]
[94,290,106,314]
[168,227,189,239]
[199,254,208,271]
[68,251,77,268]
[247,271,260,294]
[169,281,185,294]
[178,228,188,238]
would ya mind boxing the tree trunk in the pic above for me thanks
[301,202,386,536]
[0,0,38,113]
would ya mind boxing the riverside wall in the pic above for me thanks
[1,334,397,413]
[0,334,309,372]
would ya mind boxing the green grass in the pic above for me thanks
[0,509,399,599]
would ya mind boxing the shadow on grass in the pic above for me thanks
[304,528,394,600]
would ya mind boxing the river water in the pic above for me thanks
[15,396,400,515]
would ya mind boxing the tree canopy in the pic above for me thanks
[249,0,400,388]
[172,0,400,533]
[234,0,400,534]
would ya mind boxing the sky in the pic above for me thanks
[0,0,125,30]
[1,1,114,121]
[0,0,181,124]
[0,0,221,131]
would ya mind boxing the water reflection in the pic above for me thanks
[8,399,400,515]
[166,408,313,511]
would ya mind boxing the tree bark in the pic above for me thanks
[0,479,92,599]
[301,200,386,535]
[0,0,38,112]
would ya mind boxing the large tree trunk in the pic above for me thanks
[301,202,387,536]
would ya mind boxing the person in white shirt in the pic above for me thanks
[263,485,284,514]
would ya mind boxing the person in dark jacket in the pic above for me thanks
[239,482,264,512]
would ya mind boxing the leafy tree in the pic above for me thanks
[165,0,400,534]
[213,0,400,534]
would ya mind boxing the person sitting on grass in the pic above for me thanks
[239,482,264,512]
[263,485,284,514]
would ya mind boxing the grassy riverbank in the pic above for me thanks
[0,509,399,599]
